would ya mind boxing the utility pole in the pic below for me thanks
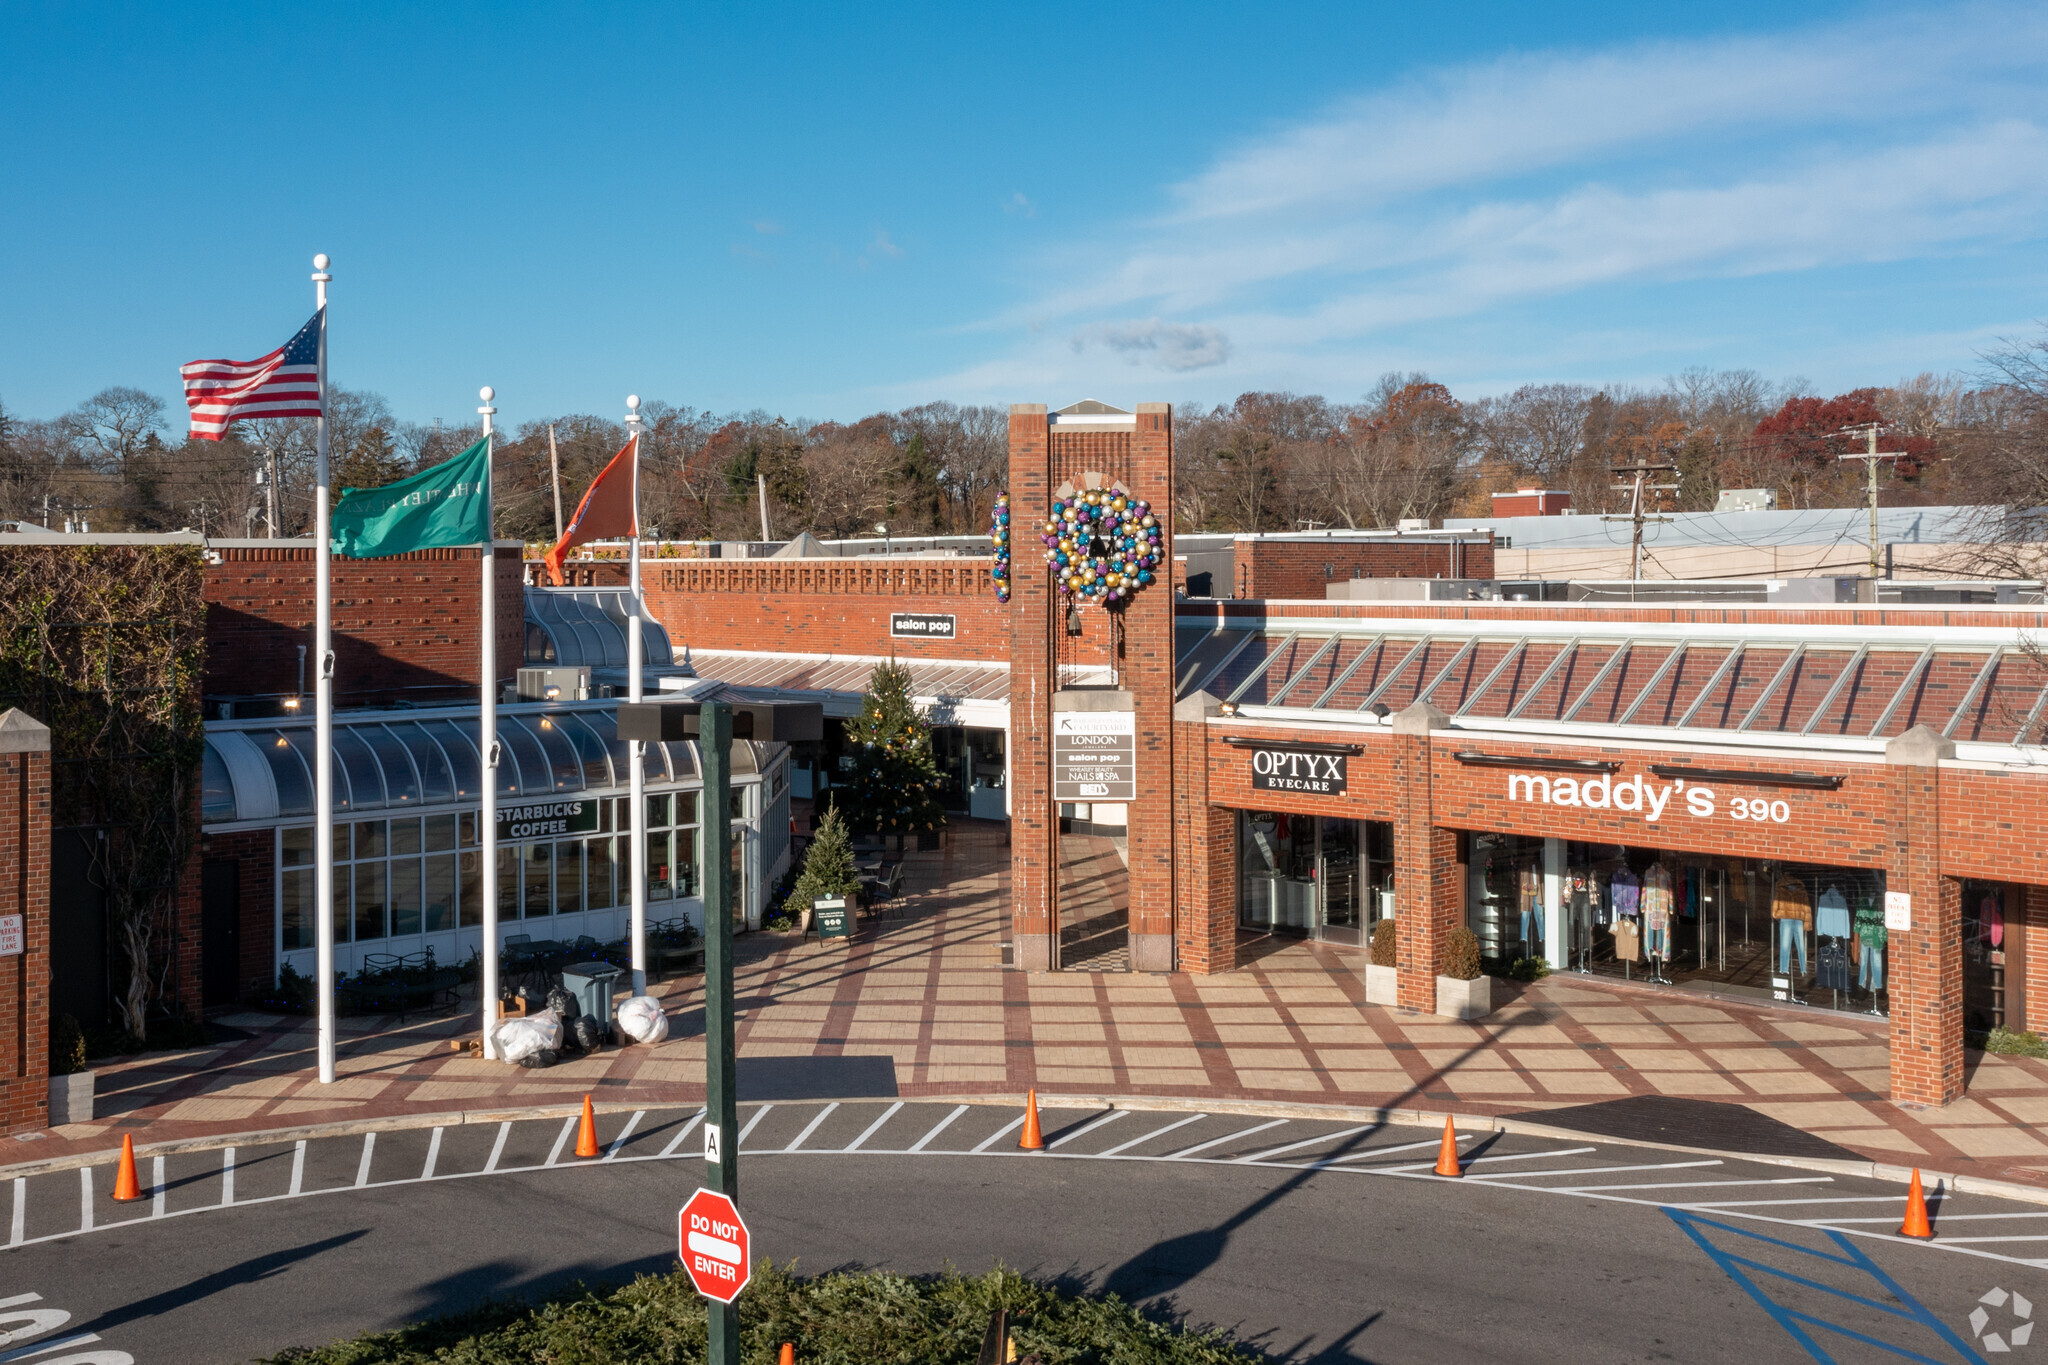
[756,472,772,543]
[1836,423,1907,582]
[548,423,564,540]
[1601,462,1678,600]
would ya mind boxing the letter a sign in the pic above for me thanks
[679,1187,751,1302]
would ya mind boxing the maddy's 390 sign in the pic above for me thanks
[1053,711,1136,802]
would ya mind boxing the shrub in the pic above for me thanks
[261,1263,1259,1364]
[1510,956,1550,983]
[49,1013,86,1076]
[1980,1026,2048,1058]
[1369,917,1397,967]
[1443,926,1482,981]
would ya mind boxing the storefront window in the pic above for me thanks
[1238,812,1390,945]
[1963,881,2022,1034]
[1470,834,1892,1014]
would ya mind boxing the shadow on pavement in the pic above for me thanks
[74,1229,372,1337]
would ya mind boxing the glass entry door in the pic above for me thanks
[1318,817,1363,946]
[1238,812,1378,944]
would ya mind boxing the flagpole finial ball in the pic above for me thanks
[313,253,330,271]
[626,394,641,412]
[479,386,494,403]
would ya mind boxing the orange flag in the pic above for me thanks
[545,436,638,585]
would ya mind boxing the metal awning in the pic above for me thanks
[1174,619,2048,747]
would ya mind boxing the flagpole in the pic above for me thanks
[477,386,500,1059]
[623,396,647,997]
[312,253,336,1086]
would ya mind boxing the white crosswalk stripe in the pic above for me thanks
[4,1100,2042,1272]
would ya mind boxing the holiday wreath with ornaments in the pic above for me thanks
[989,492,1011,603]
[1040,483,1162,604]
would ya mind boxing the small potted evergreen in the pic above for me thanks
[1365,918,1398,1006]
[788,807,862,933]
[1436,926,1492,1020]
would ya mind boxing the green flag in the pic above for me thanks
[331,435,492,558]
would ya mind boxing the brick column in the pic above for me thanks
[1126,404,1176,972]
[1391,702,1457,1011]
[1007,405,1056,971]
[1173,691,1236,973]
[2024,884,2048,1034]
[0,710,52,1136]
[1887,725,1963,1106]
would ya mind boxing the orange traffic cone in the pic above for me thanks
[575,1094,601,1159]
[1018,1089,1045,1151]
[779,1345,795,1365]
[112,1133,142,1202]
[1433,1115,1462,1178]
[1898,1168,1934,1239]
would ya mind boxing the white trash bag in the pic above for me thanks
[614,995,670,1045]
[492,1006,564,1063]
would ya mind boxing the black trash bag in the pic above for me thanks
[569,1014,604,1053]
[547,985,579,1020]
[517,1047,559,1068]
[517,983,550,1012]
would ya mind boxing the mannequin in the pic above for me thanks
[1642,860,1675,983]
[1771,875,1812,980]
[1611,864,1642,968]
[1854,889,1886,1009]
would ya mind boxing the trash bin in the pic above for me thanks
[560,960,624,1040]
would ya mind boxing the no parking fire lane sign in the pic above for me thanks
[679,1187,751,1302]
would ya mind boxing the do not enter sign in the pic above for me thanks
[679,1187,751,1302]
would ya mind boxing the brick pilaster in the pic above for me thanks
[1887,725,1963,1105]
[0,711,52,1136]
[1007,405,1056,971]
[1392,703,1456,1010]
[2025,884,2048,1034]
[1126,404,1176,971]
[1173,693,1236,973]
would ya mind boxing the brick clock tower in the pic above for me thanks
[1007,401,1175,972]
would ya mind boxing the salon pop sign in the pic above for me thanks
[1504,771,1795,825]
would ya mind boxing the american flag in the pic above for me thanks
[180,310,324,440]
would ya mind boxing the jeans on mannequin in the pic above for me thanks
[1519,908,1542,956]
[1776,918,1808,975]
[1644,921,1670,960]
[1857,935,1884,990]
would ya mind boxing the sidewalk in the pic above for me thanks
[14,820,2048,1191]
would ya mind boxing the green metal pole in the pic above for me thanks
[700,700,739,1365]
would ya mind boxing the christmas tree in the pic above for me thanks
[834,659,949,840]
[789,807,862,929]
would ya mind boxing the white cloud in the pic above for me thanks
[1073,319,1231,370]
[1004,192,1036,217]
[954,2,2048,399]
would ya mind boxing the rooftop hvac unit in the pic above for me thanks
[517,666,591,702]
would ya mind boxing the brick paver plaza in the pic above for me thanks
[17,822,2048,1190]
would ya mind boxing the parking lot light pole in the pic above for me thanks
[701,699,739,1365]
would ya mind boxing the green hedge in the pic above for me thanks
[264,1264,1259,1365]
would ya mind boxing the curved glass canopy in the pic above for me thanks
[203,706,720,823]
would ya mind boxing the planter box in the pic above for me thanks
[1435,974,1493,1021]
[1364,963,1399,1007]
[48,1070,93,1126]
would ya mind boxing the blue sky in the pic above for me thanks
[3,2,2044,430]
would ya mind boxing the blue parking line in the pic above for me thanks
[1666,1209,1988,1365]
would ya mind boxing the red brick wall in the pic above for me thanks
[1238,537,1495,600]
[639,559,1052,662]
[1177,598,2048,633]
[206,544,523,705]
[0,728,51,1136]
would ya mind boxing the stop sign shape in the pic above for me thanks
[678,1187,751,1302]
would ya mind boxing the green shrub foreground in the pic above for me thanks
[263,1263,1261,1365]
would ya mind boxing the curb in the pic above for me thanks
[6,1090,2047,1210]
